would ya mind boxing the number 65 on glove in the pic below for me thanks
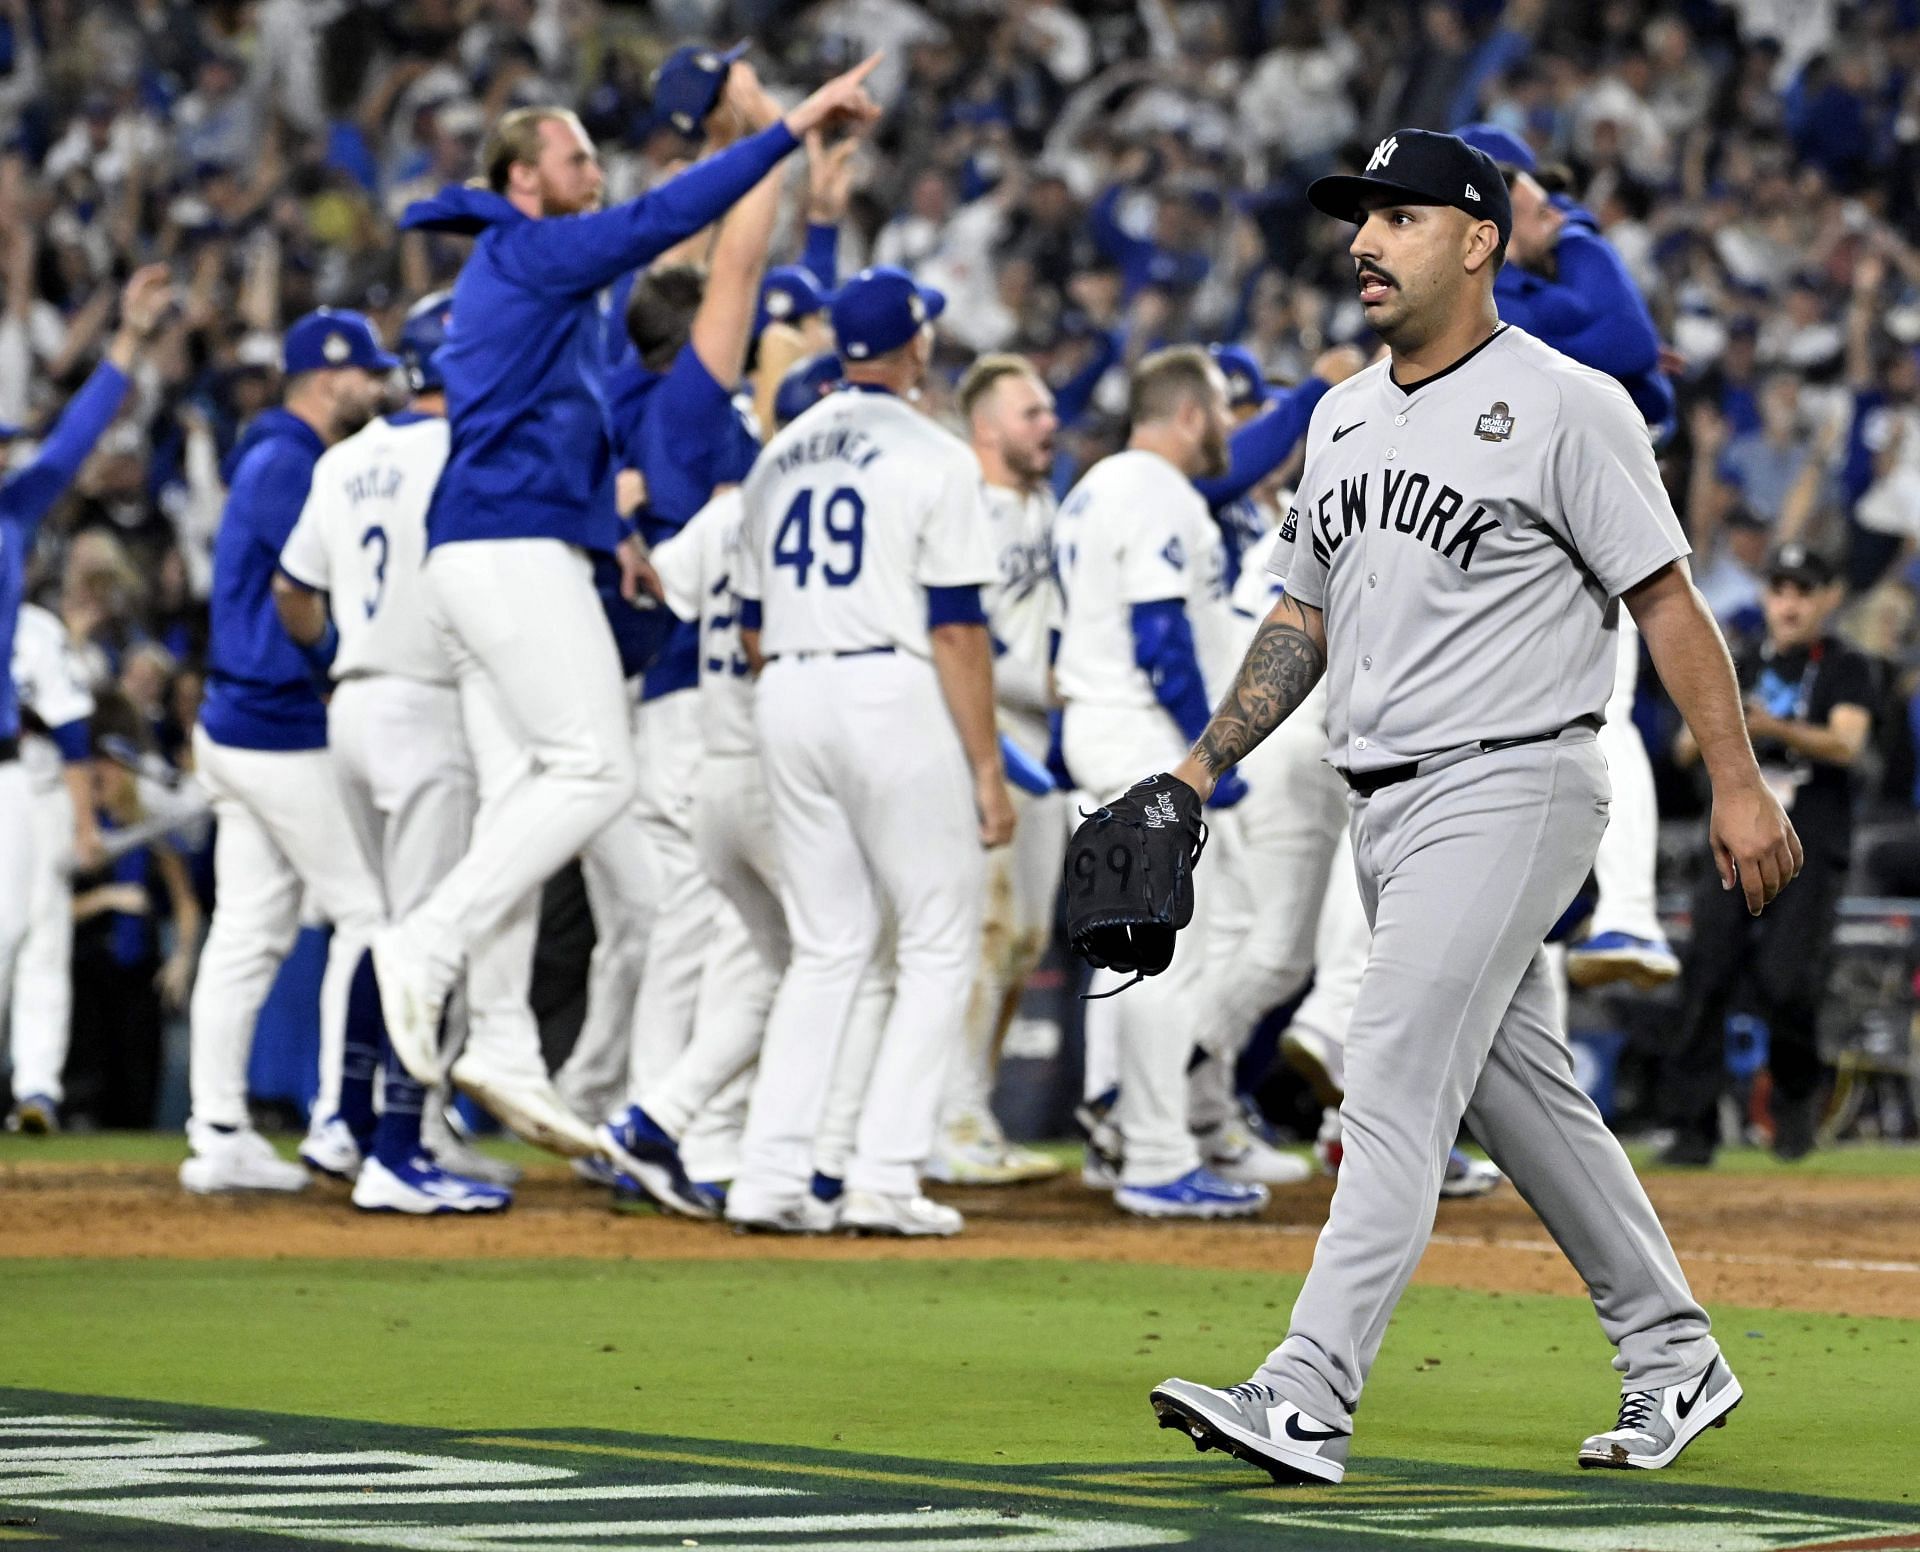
[1064,772,1208,990]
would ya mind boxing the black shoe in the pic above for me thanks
[1770,1101,1815,1162]
[1656,1133,1716,1168]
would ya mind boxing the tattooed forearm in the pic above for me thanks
[1192,596,1327,776]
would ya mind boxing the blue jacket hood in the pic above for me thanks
[221,406,323,485]
[398,184,525,238]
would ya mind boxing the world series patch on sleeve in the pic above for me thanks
[1065,772,1207,985]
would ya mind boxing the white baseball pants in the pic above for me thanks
[187,727,386,1130]
[8,773,77,1103]
[404,539,638,994]
[1588,617,1663,943]
[1062,702,1209,1187]
[0,761,36,1087]
[735,653,982,1205]
[941,784,1067,1128]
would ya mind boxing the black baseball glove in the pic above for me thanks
[1065,772,1208,988]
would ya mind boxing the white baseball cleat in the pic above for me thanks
[1197,1118,1313,1186]
[370,928,445,1085]
[351,1153,512,1215]
[421,1104,522,1187]
[924,1111,1061,1185]
[298,1116,365,1182]
[1151,1377,1350,1484]
[1578,1356,1742,1470]
[1439,1148,1503,1198]
[450,1049,600,1159]
[726,1188,840,1235]
[840,1189,964,1237]
[180,1123,310,1195]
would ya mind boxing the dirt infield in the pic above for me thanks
[4,1158,1917,1319]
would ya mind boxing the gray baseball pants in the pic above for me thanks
[1255,731,1719,1425]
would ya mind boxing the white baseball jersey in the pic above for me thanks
[735,388,996,659]
[279,412,453,684]
[1278,325,1690,772]
[651,488,757,760]
[11,603,94,793]
[1052,448,1227,712]
[982,482,1058,755]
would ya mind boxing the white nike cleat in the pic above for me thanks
[1151,1377,1350,1484]
[371,929,445,1084]
[725,1187,839,1235]
[450,1049,600,1159]
[1578,1356,1742,1470]
[840,1189,964,1237]
[180,1122,310,1194]
[924,1111,1062,1185]
[298,1116,364,1182]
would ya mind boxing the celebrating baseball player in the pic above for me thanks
[1053,345,1272,1220]
[378,62,882,1095]
[1140,129,1801,1482]
[2,268,172,1134]
[272,293,512,1215]
[187,306,399,1195]
[727,266,1013,1237]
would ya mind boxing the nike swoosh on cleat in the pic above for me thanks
[1674,1358,1717,1420]
[1331,422,1365,442]
[1283,1412,1345,1442]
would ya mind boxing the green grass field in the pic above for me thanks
[3,1135,1918,1549]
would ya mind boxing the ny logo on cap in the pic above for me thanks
[1366,135,1399,172]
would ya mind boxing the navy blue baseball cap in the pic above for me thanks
[1455,122,1537,174]
[774,353,843,426]
[1209,343,1270,409]
[651,42,748,139]
[1308,128,1513,245]
[398,290,453,393]
[831,266,945,362]
[756,265,829,336]
[283,309,401,376]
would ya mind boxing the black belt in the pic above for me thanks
[1340,717,1601,797]
[765,645,896,664]
[0,736,17,764]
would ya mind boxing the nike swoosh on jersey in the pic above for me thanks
[1282,1411,1346,1442]
[1331,422,1365,442]
[1673,1358,1718,1420]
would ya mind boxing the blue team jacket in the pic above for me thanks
[200,408,329,751]
[397,121,799,554]
[1495,205,1676,433]
[0,361,129,741]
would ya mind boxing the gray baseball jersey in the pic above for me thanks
[1276,325,1688,773]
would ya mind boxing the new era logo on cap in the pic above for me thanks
[1465,182,1480,201]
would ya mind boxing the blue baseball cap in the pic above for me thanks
[774,353,843,427]
[830,266,945,362]
[756,265,829,336]
[1454,122,1537,174]
[282,309,401,376]
[398,290,453,393]
[651,42,748,139]
[1208,344,1270,409]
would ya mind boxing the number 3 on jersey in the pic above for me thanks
[360,525,389,619]
[773,487,864,588]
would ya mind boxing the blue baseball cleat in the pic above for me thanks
[598,1105,717,1220]
[1566,931,1681,990]
[1115,1166,1268,1220]
[351,1152,511,1215]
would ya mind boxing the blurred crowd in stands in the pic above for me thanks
[9,0,1920,1127]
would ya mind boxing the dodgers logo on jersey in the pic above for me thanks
[1474,401,1515,443]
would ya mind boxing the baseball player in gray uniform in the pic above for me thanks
[1147,130,1802,1482]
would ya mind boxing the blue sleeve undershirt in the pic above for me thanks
[1192,376,1329,510]
[0,361,130,537]
[1130,598,1211,743]
[927,584,987,628]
